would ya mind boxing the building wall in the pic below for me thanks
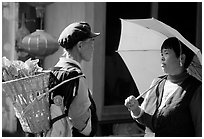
[2,3,18,60]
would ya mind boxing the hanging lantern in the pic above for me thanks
[21,30,59,58]
[20,2,59,58]
[16,13,30,46]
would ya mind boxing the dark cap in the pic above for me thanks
[58,21,100,49]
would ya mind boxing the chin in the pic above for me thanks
[162,68,168,74]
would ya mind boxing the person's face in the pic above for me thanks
[161,48,181,75]
[80,38,95,61]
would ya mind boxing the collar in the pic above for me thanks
[55,57,82,69]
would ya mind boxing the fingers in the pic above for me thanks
[124,95,134,106]
[124,95,138,111]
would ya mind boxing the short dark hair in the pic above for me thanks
[161,37,194,69]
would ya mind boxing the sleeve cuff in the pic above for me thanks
[131,107,144,119]
[80,114,92,136]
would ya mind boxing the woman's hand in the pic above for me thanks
[124,95,141,117]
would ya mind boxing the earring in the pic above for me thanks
[179,55,183,67]
[180,62,183,67]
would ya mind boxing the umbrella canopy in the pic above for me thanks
[117,18,202,95]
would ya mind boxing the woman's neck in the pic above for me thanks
[167,70,189,84]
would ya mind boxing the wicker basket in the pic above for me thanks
[2,72,51,134]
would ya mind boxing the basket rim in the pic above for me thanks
[2,71,50,84]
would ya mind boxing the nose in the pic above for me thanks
[161,55,165,62]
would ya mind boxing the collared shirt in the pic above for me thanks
[158,80,179,110]
[50,57,92,136]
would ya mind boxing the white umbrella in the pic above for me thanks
[117,18,202,98]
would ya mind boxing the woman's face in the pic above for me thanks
[80,38,95,62]
[161,48,181,75]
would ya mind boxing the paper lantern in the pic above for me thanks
[21,29,59,58]
[20,2,59,58]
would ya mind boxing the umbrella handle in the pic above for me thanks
[136,75,167,100]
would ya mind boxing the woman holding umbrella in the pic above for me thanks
[124,37,202,137]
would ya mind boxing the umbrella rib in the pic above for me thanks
[191,62,202,68]
[188,67,202,81]
[117,50,160,52]
[136,75,167,100]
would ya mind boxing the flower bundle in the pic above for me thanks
[2,57,43,81]
[2,57,51,134]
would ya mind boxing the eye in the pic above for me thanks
[165,52,169,55]
[162,50,169,55]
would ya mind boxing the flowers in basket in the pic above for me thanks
[2,57,43,81]
[2,57,52,134]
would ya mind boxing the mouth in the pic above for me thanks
[161,63,166,67]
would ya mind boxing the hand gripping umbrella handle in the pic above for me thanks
[136,75,167,100]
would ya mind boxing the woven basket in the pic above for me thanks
[2,72,51,134]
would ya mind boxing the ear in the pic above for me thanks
[179,54,186,67]
[77,41,83,50]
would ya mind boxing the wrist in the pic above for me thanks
[132,106,141,116]
[131,107,143,119]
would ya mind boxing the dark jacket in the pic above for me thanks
[136,74,201,137]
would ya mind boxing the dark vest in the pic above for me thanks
[142,75,201,137]
[48,62,98,137]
